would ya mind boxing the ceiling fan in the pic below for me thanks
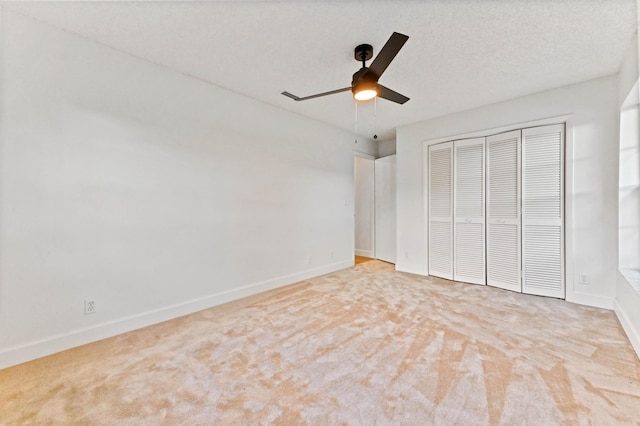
[281,32,410,105]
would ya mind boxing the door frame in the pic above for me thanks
[354,153,376,259]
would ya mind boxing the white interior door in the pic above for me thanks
[454,138,486,285]
[354,156,375,258]
[375,155,397,264]
[486,130,522,292]
[428,142,454,279]
[522,124,565,298]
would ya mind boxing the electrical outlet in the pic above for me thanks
[330,251,334,260]
[579,273,589,285]
[84,300,96,315]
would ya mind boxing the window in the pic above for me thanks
[619,81,640,291]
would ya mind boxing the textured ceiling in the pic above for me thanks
[3,0,637,141]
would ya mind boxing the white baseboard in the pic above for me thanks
[0,260,353,370]
[566,291,614,310]
[395,266,427,276]
[614,298,640,360]
[355,249,374,258]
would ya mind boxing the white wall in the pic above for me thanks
[0,10,375,368]
[618,35,639,108]
[377,139,397,158]
[354,156,375,258]
[397,76,619,309]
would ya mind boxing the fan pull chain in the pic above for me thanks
[374,96,378,140]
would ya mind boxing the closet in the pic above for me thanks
[427,123,565,298]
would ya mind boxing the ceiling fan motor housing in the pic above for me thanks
[351,67,378,96]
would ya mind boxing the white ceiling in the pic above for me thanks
[3,0,637,141]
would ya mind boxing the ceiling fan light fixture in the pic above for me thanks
[353,81,377,101]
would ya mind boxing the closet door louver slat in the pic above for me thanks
[522,124,565,298]
[486,130,522,292]
[428,142,454,279]
[454,138,486,285]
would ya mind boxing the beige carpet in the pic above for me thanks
[1,261,639,424]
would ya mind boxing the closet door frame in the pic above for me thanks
[422,114,574,302]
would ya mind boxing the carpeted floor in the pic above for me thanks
[1,260,639,424]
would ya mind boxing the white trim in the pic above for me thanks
[564,117,577,304]
[615,270,640,359]
[353,152,376,160]
[0,260,353,370]
[396,266,426,276]
[354,249,374,258]
[422,141,430,276]
[614,298,640,360]
[372,160,376,260]
[421,114,573,147]
[569,292,614,310]
[619,268,640,290]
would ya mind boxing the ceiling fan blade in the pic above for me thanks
[377,84,410,104]
[281,87,351,101]
[366,32,409,80]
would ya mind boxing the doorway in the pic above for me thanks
[354,154,397,264]
[354,155,375,259]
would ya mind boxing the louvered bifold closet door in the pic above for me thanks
[486,130,522,292]
[428,142,454,279]
[522,124,565,298]
[454,138,485,284]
